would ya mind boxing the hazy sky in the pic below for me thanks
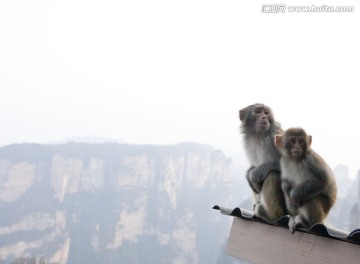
[1,1,360,176]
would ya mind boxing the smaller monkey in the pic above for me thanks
[275,128,337,233]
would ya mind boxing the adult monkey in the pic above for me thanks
[239,103,286,221]
[275,128,337,233]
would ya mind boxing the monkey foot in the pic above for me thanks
[252,202,261,211]
[289,215,303,234]
[253,203,271,222]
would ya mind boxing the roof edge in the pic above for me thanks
[213,205,360,245]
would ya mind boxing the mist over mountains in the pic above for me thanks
[0,142,236,263]
[0,141,358,263]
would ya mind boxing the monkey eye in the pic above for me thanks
[298,138,304,145]
[289,137,305,145]
[253,107,269,115]
[289,138,297,145]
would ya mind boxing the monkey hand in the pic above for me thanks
[250,172,263,193]
[246,167,261,194]
[289,189,304,208]
[290,203,298,209]
[247,167,268,193]
[281,179,292,193]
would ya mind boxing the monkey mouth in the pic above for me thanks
[291,150,303,156]
[258,121,269,127]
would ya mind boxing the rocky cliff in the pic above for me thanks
[0,142,234,264]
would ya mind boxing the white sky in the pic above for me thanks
[1,0,360,177]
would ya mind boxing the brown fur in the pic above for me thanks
[239,104,286,221]
[275,128,337,233]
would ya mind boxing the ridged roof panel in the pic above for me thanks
[213,205,360,245]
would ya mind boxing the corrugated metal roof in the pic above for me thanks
[213,205,360,245]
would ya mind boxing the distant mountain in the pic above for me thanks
[0,142,238,264]
[328,171,360,232]
[0,142,358,264]
[333,164,353,199]
[51,136,127,144]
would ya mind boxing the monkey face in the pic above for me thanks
[287,136,306,159]
[275,128,312,160]
[252,106,272,133]
[239,104,276,136]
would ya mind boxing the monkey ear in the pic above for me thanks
[307,135,312,147]
[274,134,282,148]
[239,109,246,121]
